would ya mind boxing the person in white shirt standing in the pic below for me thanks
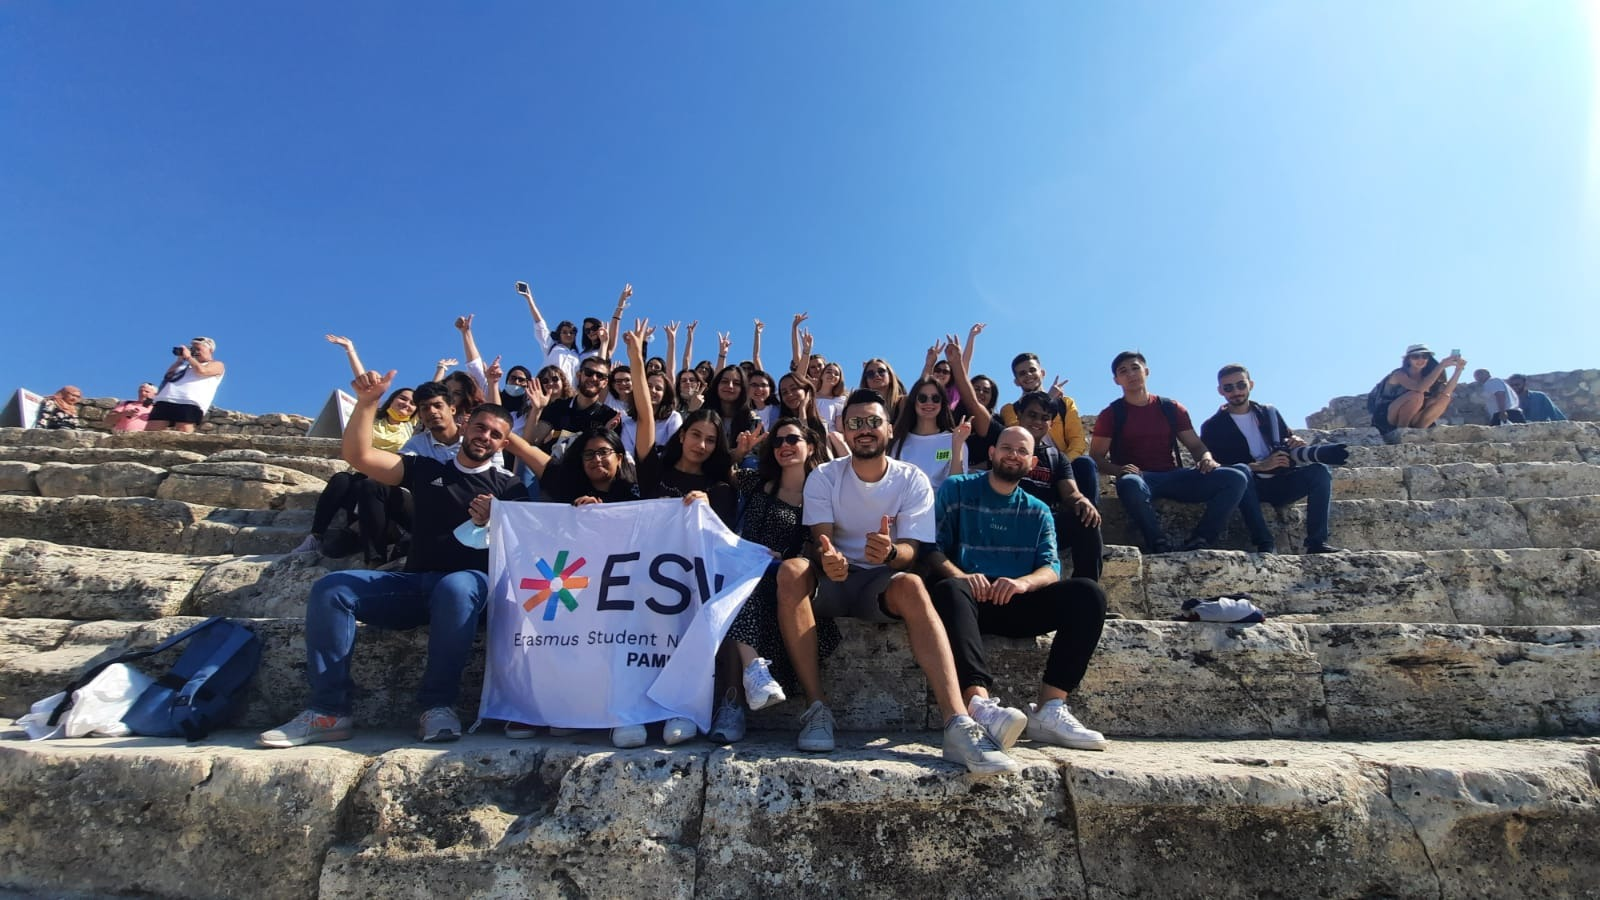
[148,337,224,432]
[775,388,1019,775]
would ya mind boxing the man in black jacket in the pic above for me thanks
[1199,364,1341,555]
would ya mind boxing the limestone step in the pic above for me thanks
[1346,439,1595,467]
[3,616,1595,741]
[0,539,231,621]
[0,445,207,469]
[0,732,1594,900]
[0,426,344,460]
[1331,460,1600,501]
[1308,420,1600,446]
[1097,493,1600,553]
[1140,547,1600,626]
[0,496,310,556]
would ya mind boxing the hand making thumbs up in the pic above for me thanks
[816,534,849,582]
[864,515,895,566]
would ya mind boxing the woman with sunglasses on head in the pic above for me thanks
[888,375,971,493]
[921,325,983,408]
[1372,343,1467,442]
[859,358,906,420]
[707,416,843,743]
[776,373,848,460]
[953,373,1002,471]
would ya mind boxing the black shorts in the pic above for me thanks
[149,401,204,426]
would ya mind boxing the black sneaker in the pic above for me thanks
[320,526,362,559]
[1306,542,1343,554]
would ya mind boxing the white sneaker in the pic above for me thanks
[968,695,1028,750]
[663,717,697,746]
[504,721,539,740]
[418,707,461,743]
[796,700,835,752]
[742,657,787,711]
[943,714,1020,776]
[1026,699,1108,751]
[709,691,746,743]
[289,534,321,555]
[611,724,648,748]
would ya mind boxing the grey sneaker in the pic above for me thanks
[968,695,1027,750]
[418,706,461,743]
[612,724,648,748]
[742,657,787,711]
[663,717,697,746]
[289,534,321,555]
[796,700,835,752]
[258,709,353,748]
[943,714,1020,775]
[1026,699,1108,751]
[504,721,538,740]
[709,691,746,743]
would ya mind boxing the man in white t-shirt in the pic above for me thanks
[775,389,1018,775]
[1473,369,1525,426]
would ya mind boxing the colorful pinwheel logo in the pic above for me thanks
[520,550,590,621]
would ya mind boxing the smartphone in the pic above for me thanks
[1450,348,1460,358]
[515,281,529,294]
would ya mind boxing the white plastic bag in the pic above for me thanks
[17,663,156,740]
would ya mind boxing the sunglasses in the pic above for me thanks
[1407,352,1432,360]
[580,448,616,461]
[1220,380,1249,393]
[864,367,889,378]
[580,369,610,381]
[538,376,562,385]
[772,433,806,446]
[844,415,885,430]
[915,393,943,404]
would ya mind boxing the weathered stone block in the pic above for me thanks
[208,447,351,481]
[1333,464,1403,500]
[0,538,222,620]
[1406,461,1600,501]
[0,461,38,493]
[0,495,199,554]
[1143,549,1456,623]
[0,445,207,468]
[33,461,167,498]
[158,461,326,510]
[1514,495,1600,549]
[1430,548,1600,625]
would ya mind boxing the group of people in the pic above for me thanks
[30,337,226,432]
[252,284,1591,775]
[1370,343,1566,442]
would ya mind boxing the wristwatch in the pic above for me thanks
[886,543,900,565]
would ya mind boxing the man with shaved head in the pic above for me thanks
[927,425,1110,752]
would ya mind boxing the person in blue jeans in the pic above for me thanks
[1088,351,1250,554]
[258,368,526,749]
[1200,364,1341,555]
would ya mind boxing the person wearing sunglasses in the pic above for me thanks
[857,358,905,420]
[526,357,622,451]
[887,376,968,492]
[535,366,573,402]
[776,373,847,460]
[1089,351,1250,554]
[1369,343,1466,443]
[1201,364,1342,555]
[774,388,1020,775]
[148,336,225,433]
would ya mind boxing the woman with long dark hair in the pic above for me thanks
[517,281,583,384]
[708,364,759,447]
[622,369,681,460]
[859,357,906,419]
[775,372,847,460]
[814,360,848,433]
[888,376,970,492]
[1372,343,1466,441]
[627,327,739,525]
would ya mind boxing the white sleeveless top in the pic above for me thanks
[155,365,224,412]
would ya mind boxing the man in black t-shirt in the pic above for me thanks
[259,369,526,750]
[529,356,622,450]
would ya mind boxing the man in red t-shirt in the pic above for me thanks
[1088,351,1252,553]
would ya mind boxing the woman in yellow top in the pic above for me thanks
[327,334,414,449]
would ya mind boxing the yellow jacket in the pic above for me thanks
[1000,395,1087,458]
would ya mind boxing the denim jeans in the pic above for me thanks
[1237,463,1332,550]
[1070,455,1100,506]
[304,568,489,716]
[1114,464,1250,548]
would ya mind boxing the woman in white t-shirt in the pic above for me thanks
[517,282,583,384]
[814,361,847,433]
[621,369,683,460]
[887,376,970,492]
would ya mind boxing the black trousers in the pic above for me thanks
[311,472,364,537]
[930,576,1107,695]
[355,477,413,562]
[1054,507,1104,582]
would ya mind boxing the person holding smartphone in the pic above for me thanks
[148,337,225,432]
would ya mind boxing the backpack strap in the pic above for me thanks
[1111,396,1184,468]
[46,617,228,727]
[174,623,259,741]
[1156,397,1182,467]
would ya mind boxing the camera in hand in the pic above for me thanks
[172,346,186,356]
[1270,441,1350,469]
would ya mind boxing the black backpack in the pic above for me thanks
[1365,376,1391,417]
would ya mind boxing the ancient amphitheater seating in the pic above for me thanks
[2,421,1598,898]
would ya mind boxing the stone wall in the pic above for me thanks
[1306,369,1599,430]
[73,398,313,438]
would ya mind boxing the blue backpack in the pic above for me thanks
[48,617,262,741]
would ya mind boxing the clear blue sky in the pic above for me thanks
[4,2,1596,426]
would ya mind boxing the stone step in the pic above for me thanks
[0,732,1594,900]
[1345,439,1595,467]
[1308,420,1600,446]
[1332,460,1600,501]
[0,445,208,469]
[1140,547,1600,626]
[0,426,344,460]
[4,616,1595,741]
[0,539,231,621]
[3,459,326,513]
[0,496,310,556]
[1098,493,1600,553]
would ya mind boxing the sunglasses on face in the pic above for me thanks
[865,368,889,378]
[844,415,885,430]
[581,448,616,461]
[772,433,806,446]
[539,376,561,385]
[580,369,609,381]
[1220,381,1249,393]
[934,366,951,373]
[1408,353,1431,360]
[915,393,943,404]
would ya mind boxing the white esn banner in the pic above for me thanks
[481,498,773,731]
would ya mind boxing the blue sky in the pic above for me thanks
[3,2,1596,426]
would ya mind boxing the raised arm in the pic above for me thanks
[483,356,503,404]
[716,331,731,370]
[943,336,992,437]
[433,358,458,382]
[682,321,698,374]
[605,284,632,359]
[963,323,984,370]
[920,340,944,380]
[344,370,407,486]
[517,282,554,354]
[325,335,366,378]
[456,314,484,367]
[664,321,681,381]
[625,320,657,459]
[790,312,808,373]
[751,319,765,372]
